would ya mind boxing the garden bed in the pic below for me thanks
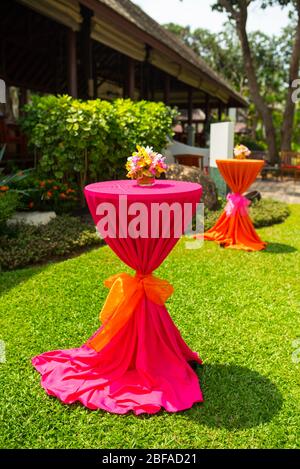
[0,198,290,271]
[0,215,102,271]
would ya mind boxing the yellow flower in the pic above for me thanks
[234,144,251,159]
[156,166,165,174]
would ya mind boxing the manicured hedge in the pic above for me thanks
[0,216,102,271]
[249,198,290,228]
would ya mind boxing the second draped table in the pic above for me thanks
[32,180,204,415]
[204,159,266,251]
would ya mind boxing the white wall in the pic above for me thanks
[210,122,234,168]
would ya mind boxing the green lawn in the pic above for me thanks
[0,206,299,449]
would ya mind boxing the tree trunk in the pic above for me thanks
[250,110,259,140]
[235,3,278,163]
[281,0,300,151]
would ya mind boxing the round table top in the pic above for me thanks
[215,159,264,193]
[84,179,202,200]
[216,158,265,165]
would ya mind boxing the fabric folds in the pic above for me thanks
[32,180,203,414]
[203,159,266,251]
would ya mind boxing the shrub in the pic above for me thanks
[234,135,267,152]
[205,198,290,231]
[21,95,177,202]
[0,191,18,230]
[249,198,290,228]
[0,215,102,271]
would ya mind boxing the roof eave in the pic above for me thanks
[81,0,248,108]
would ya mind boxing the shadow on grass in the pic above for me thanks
[0,265,47,298]
[186,363,283,430]
[263,242,297,254]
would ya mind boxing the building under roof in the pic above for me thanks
[0,0,247,164]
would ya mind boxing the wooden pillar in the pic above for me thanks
[80,6,94,99]
[187,86,193,126]
[124,57,135,99]
[218,100,223,121]
[19,87,27,116]
[67,29,77,98]
[142,45,151,100]
[204,94,210,122]
[187,86,194,145]
[164,74,170,105]
[203,93,210,147]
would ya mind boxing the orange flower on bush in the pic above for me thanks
[53,186,59,190]
[28,201,34,209]
[59,193,67,199]
[0,185,9,192]
[39,181,46,187]
[46,191,53,199]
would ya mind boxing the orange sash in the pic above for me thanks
[87,273,174,352]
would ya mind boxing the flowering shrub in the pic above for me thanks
[126,145,167,180]
[15,177,79,213]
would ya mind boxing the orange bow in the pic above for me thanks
[87,272,174,352]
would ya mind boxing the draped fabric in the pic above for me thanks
[32,180,204,414]
[204,159,266,251]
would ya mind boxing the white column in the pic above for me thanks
[0,79,6,103]
[209,122,234,167]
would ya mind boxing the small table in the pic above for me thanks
[204,159,266,251]
[32,180,204,415]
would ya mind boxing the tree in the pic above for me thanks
[165,22,295,145]
[280,1,300,149]
[211,0,300,162]
[165,23,246,92]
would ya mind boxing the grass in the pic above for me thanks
[0,205,299,449]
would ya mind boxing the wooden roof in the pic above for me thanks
[16,0,247,107]
[87,0,247,107]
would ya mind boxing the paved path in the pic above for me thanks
[250,178,300,204]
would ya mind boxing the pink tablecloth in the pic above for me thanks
[32,180,203,414]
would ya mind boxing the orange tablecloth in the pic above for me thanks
[204,159,266,251]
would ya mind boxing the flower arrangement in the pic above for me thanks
[126,145,167,186]
[234,144,251,160]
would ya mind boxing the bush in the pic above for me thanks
[249,198,290,228]
[21,95,177,201]
[234,135,267,152]
[205,198,290,231]
[11,174,79,213]
[0,191,18,230]
[0,215,102,271]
